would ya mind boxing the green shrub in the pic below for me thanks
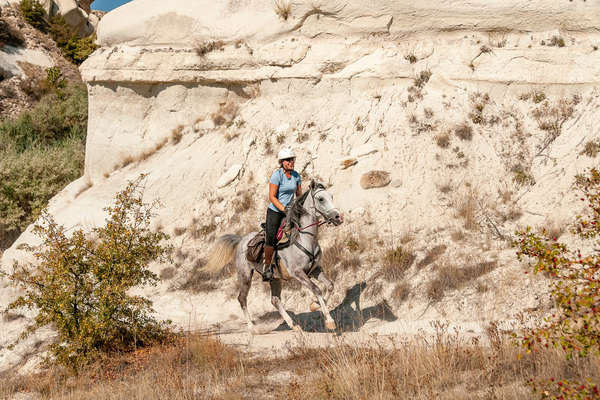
[49,16,96,65]
[4,175,174,371]
[19,0,47,32]
[0,137,84,247]
[0,83,87,152]
[515,168,600,398]
[0,83,87,248]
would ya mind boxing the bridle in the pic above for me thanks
[297,186,340,232]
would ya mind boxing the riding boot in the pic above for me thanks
[262,245,275,281]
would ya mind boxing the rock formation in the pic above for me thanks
[40,0,96,36]
[2,0,600,373]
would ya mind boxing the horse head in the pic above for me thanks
[309,180,343,226]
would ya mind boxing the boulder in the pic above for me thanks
[360,171,391,189]
[216,164,242,188]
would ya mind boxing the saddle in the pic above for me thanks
[245,220,294,271]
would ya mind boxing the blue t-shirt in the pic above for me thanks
[269,169,301,212]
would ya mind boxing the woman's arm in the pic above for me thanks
[296,184,302,197]
[269,183,286,212]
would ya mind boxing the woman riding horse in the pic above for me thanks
[262,147,302,281]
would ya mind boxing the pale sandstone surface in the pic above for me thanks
[2,0,600,372]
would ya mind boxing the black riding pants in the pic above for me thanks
[265,208,285,247]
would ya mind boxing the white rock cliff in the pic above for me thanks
[2,0,600,372]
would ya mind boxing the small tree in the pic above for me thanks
[515,168,600,398]
[4,174,173,371]
[19,0,47,32]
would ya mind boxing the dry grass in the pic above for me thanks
[426,259,498,301]
[455,190,479,231]
[232,190,256,214]
[391,281,410,303]
[580,140,600,158]
[532,98,575,151]
[170,125,184,144]
[0,334,246,400]
[179,257,231,292]
[159,267,176,280]
[381,246,415,281]
[264,138,274,155]
[3,329,599,400]
[417,244,447,268]
[404,53,417,64]
[173,226,187,236]
[296,131,309,143]
[189,218,217,239]
[211,101,239,128]
[414,69,432,88]
[511,164,536,186]
[455,122,473,141]
[438,182,453,194]
[284,328,600,400]
[273,0,291,20]
[321,235,364,278]
[435,132,450,148]
[450,230,466,242]
[195,40,224,56]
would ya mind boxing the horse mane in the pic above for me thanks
[286,190,310,230]
[286,181,326,230]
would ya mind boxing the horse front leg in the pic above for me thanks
[309,265,334,312]
[294,270,336,331]
[270,279,301,331]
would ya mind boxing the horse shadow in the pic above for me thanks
[262,282,397,333]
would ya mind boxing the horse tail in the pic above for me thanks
[204,234,242,274]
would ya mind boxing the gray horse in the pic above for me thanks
[204,181,343,333]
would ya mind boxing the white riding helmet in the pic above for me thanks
[277,147,295,161]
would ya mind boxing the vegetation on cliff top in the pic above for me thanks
[0,80,87,249]
[19,0,97,65]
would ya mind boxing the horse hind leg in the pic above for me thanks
[270,279,301,332]
[237,262,257,334]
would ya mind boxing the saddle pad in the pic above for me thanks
[246,231,265,262]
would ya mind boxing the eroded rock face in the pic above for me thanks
[2,0,600,373]
[40,0,94,36]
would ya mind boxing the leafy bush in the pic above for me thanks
[4,175,174,371]
[0,137,84,248]
[19,0,96,65]
[19,0,47,32]
[0,83,87,151]
[0,83,87,248]
[515,168,600,398]
[49,16,97,65]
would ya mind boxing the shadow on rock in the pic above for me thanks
[260,282,397,333]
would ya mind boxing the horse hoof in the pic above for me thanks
[310,302,320,312]
[293,324,303,332]
[325,321,336,331]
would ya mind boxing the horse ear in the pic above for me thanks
[310,180,316,190]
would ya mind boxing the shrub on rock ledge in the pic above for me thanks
[4,175,174,371]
